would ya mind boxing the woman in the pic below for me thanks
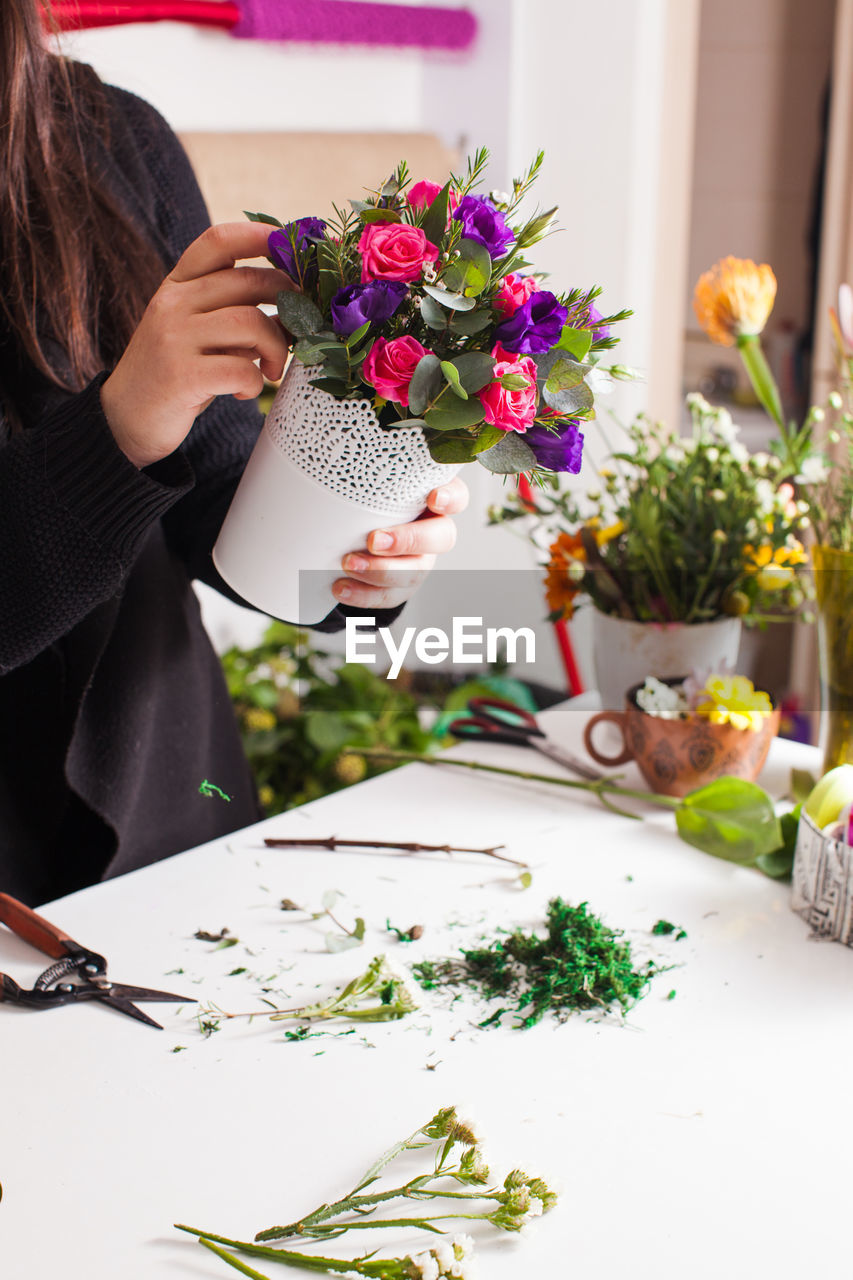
[0,1,467,906]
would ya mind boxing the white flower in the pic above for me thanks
[751,451,771,470]
[705,446,719,463]
[585,367,613,396]
[686,391,710,413]
[433,1241,455,1271]
[711,407,739,444]
[797,455,830,485]
[490,189,511,206]
[411,1252,440,1280]
[636,677,688,720]
[451,1236,475,1259]
[829,390,843,410]
[710,488,726,502]
[754,478,776,515]
[728,441,749,464]
[527,1196,545,1218]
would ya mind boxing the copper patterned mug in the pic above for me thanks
[583,678,781,798]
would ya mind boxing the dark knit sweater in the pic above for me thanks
[0,83,376,906]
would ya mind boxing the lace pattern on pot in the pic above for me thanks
[265,360,456,519]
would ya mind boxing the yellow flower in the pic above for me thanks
[243,706,277,732]
[693,256,777,347]
[744,541,807,590]
[696,675,773,732]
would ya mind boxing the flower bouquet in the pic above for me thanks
[212,149,628,624]
[491,390,809,705]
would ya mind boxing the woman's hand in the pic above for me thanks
[101,223,293,469]
[332,475,469,610]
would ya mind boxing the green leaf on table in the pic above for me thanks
[755,804,801,879]
[424,398,486,432]
[277,291,325,338]
[477,432,537,474]
[675,777,783,864]
[245,210,283,228]
[790,769,818,805]
[326,932,364,953]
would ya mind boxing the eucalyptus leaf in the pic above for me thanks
[556,325,593,362]
[544,357,587,392]
[448,351,495,393]
[407,354,444,414]
[308,377,351,398]
[477,432,537,474]
[422,284,477,312]
[419,294,451,330]
[440,361,468,399]
[675,778,782,863]
[428,435,479,465]
[544,380,594,415]
[424,397,486,432]
[277,291,325,338]
[448,308,492,336]
[443,237,491,297]
[321,888,343,912]
[292,340,327,367]
[245,210,283,228]
[472,424,504,453]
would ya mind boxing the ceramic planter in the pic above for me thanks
[591,611,742,711]
[213,359,460,625]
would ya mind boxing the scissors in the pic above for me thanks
[0,892,190,1030]
[447,696,604,782]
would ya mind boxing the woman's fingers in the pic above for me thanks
[195,307,290,381]
[425,474,469,516]
[366,513,457,558]
[339,553,436,589]
[332,575,429,610]
[170,222,282,283]
[189,264,297,312]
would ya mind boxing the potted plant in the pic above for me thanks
[213,149,630,624]
[491,390,808,708]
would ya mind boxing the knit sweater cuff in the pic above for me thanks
[39,374,194,563]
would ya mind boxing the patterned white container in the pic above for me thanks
[591,611,743,711]
[213,359,459,625]
[792,811,853,946]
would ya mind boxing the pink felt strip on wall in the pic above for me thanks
[47,0,478,50]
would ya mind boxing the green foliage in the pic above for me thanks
[675,777,782,863]
[220,621,434,815]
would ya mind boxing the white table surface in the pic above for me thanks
[1,705,848,1280]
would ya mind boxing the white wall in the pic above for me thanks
[57,2,698,690]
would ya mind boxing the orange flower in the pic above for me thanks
[693,256,777,347]
[545,531,586,619]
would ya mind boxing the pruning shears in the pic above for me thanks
[0,893,190,1030]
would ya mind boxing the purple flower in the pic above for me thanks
[330,280,409,336]
[493,290,568,354]
[452,195,515,258]
[268,217,327,284]
[588,304,611,342]
[526,419,584,473]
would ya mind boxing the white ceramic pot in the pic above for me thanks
[591,611,743,711]
[213,359,460,625]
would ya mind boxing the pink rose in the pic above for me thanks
[362,336,429,406]
[477,349,538,433]
[407,180,460,215]
[358,222,439,283]
[495,272,539,318]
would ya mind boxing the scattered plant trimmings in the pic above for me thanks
[176,1104,557,1278]
[264,835,528,868]
[413,898,661,1028]
[254,148,631,479]
[198,956,417,1032]
[636,673,774,732]
[652,920,688,940]
[359,747,785,872]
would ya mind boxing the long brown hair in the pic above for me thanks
[0,1,165,411]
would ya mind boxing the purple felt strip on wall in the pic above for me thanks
[232,0,477,51]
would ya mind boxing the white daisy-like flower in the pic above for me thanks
[433,1241,455,1271]
[728,440,749,464]
[797,454,830,485]
[411,1252,440,1280]
[754,478,776,515]
[636,677,688,721]
[705,446,719,463]
[711,407,739,443]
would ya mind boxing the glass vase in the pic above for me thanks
[814,544,853,770]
